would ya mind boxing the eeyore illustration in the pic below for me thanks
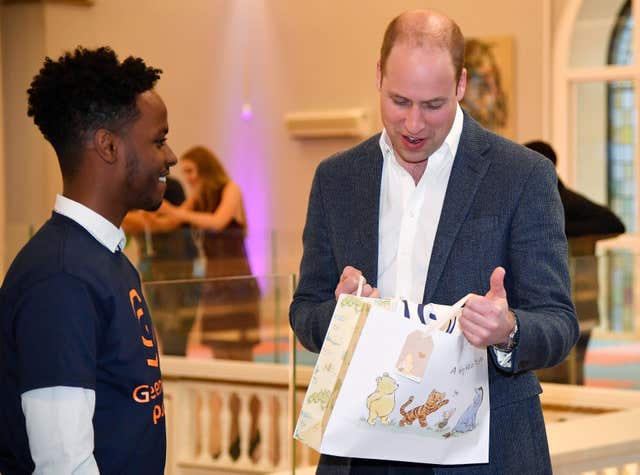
[443,387,483,438]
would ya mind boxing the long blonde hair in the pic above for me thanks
[181,145,230,212]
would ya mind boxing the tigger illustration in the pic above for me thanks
[399,389,449,428]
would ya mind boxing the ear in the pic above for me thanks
[93,128,118,164]
[456,67,467,102]
[376,60,382,90]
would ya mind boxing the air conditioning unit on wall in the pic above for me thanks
[284,108,370,139]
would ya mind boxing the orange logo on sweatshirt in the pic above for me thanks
[129,288,158,367]
[132,379,165,424]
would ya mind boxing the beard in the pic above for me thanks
[125,149,165,211]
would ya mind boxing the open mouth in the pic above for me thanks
[403,135,425,146]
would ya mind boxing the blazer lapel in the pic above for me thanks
[350,137,383,287]
[423,114,492,303]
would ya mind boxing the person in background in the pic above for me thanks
[524,140,626,237]
[160,145,247,236]
[290,9,578,474]
[0,46,176,473]
[160,145,261,460]
[525,140,625,385]
[123,175,199,356]
[160,145,260,361]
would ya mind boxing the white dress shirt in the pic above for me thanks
[21,194,126,474]
[376,106,513,367]
[377,104,463,302]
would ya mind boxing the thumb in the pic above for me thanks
[486,266,507,300]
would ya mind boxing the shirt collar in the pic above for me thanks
[379,103,464,169]
[54,194,126,253]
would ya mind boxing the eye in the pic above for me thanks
[424,101,445,111]
[155,138,167,148]
[392,97,409,107]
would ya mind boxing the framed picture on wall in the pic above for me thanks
[461,36,515,140]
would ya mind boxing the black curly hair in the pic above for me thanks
[27,46,162,177]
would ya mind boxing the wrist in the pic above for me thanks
[494,311,519,352]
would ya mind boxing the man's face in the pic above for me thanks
[377,43,466,167]
[119,90,177,211]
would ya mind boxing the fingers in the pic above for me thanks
[461,300,501,331]
[458,311,491,347]
[464,294,504,318]
[334,266,379,300]
[335,266,362,300]
[486,266,506,300]
[461,292,511,347]
[361,283,379,298]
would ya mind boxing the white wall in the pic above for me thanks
[2,2,50,268]
[2,0,551,275]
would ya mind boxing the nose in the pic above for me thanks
[405,105,425,134]
[165,145,178,168]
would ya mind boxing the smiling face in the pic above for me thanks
[118,90,177,211]
[377,42,466,172]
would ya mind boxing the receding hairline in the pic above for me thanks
[380,10,465,80]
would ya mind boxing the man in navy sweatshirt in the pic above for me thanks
[0,46,177,474]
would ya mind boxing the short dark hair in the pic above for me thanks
[380,11,465,82]
[27,46,162,177]
[524,140,557,166]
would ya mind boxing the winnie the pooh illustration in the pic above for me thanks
[366,372,399,425]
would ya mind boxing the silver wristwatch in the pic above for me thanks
[495,313,519,353]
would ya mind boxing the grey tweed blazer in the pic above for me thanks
[290,112,578,474]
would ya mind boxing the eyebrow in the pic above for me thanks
[389,92,447,105]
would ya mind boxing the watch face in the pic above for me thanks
[509,316,519,349]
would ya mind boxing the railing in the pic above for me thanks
[135,242,640,475]
[162,356,640,475]
[163,357,301,475]
[140,273,299,474]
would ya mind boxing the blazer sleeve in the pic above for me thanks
[501,158,580,373]
[289,163,340,353]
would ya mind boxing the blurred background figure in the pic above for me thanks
[159,146,262,461]
[161,145,260,361]
[525,140,626,385]
[122,176,199,355]
[524,140,625,238]
[124,175,198,279]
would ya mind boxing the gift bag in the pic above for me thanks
[294,293,489,465]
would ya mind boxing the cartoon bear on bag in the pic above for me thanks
[366,373,398,425]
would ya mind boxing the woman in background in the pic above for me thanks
[161,145,260,361]
[162,146,247,238]
[162,146,262,461]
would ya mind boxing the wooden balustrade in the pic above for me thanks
[162,356,640,475]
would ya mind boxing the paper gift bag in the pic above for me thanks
[294,293,489,465]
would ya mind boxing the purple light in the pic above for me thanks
[241,103,253,121]
[228,106,270,278]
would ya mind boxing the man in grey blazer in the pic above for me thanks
[290,9,578,475]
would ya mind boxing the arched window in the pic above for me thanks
[607,0,634,230]
[554,0,638,335]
